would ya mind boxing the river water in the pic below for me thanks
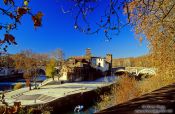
[63,107,96,114]
[0,75,46,91]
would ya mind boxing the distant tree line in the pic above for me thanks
[0,48,65,90]
[112,55,153,68]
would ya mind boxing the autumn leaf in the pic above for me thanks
[17,7,28,16]
[35,12,43,20]
[0,40,5,44]
[32,12,43,28]
[32,16,41,27]
[9,13,14,19]
[4,34,17,45]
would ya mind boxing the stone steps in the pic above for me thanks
[37,94,55,102]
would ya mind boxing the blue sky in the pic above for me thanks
[1,0,149,58]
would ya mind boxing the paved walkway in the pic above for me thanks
[1,78,114,106]
[95,83,175,114]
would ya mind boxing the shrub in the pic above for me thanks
[13,83,23,90]
[115,76,140,104]
[95,92,116,111]
[95,71,175,111]
[138,74,175,95]
[0,105,6,114]
[95,75,140,111]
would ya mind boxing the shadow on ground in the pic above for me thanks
[95,83,175,114]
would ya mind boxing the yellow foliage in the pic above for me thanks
[13,82,23,90]
[115,76,140,104]
[127,0,175,89]
[96,73,175,111]
[139,74,175,95]
[96,76,140,111]
[97,0,175,111]
[46,58,56,78]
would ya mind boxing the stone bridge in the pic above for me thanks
[37,66,60,75]
[37,66,46,75]
[125,67,157,76]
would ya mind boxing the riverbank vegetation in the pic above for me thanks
[95,0,175,110]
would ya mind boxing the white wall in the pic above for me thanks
[91,58,109,72]
[59,66,69,81]
[59,72,68,80]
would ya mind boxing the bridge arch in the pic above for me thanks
[38,69,45,75]
[137,68,156,76]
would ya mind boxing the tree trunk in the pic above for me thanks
[29,82,31,90]
[52,75,54,81]
[34,75,37,89]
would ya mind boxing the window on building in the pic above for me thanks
[98,63,101,67]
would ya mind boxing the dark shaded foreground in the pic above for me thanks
[19,83,114,114]
[95,83,175,114]
[48,84,113,114]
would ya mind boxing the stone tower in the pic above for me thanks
[85,48,91,57]
[106,54,112,75]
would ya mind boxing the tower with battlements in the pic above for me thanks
[106,54,112,75]
[85,48,91,60]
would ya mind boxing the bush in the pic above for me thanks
[138,74,175,95]
[13,83,23,90]
[0,105,6,114]
[95,92,116,111]
[95,75,140,111]
[115,76,140,104]
[95,71,175,111]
